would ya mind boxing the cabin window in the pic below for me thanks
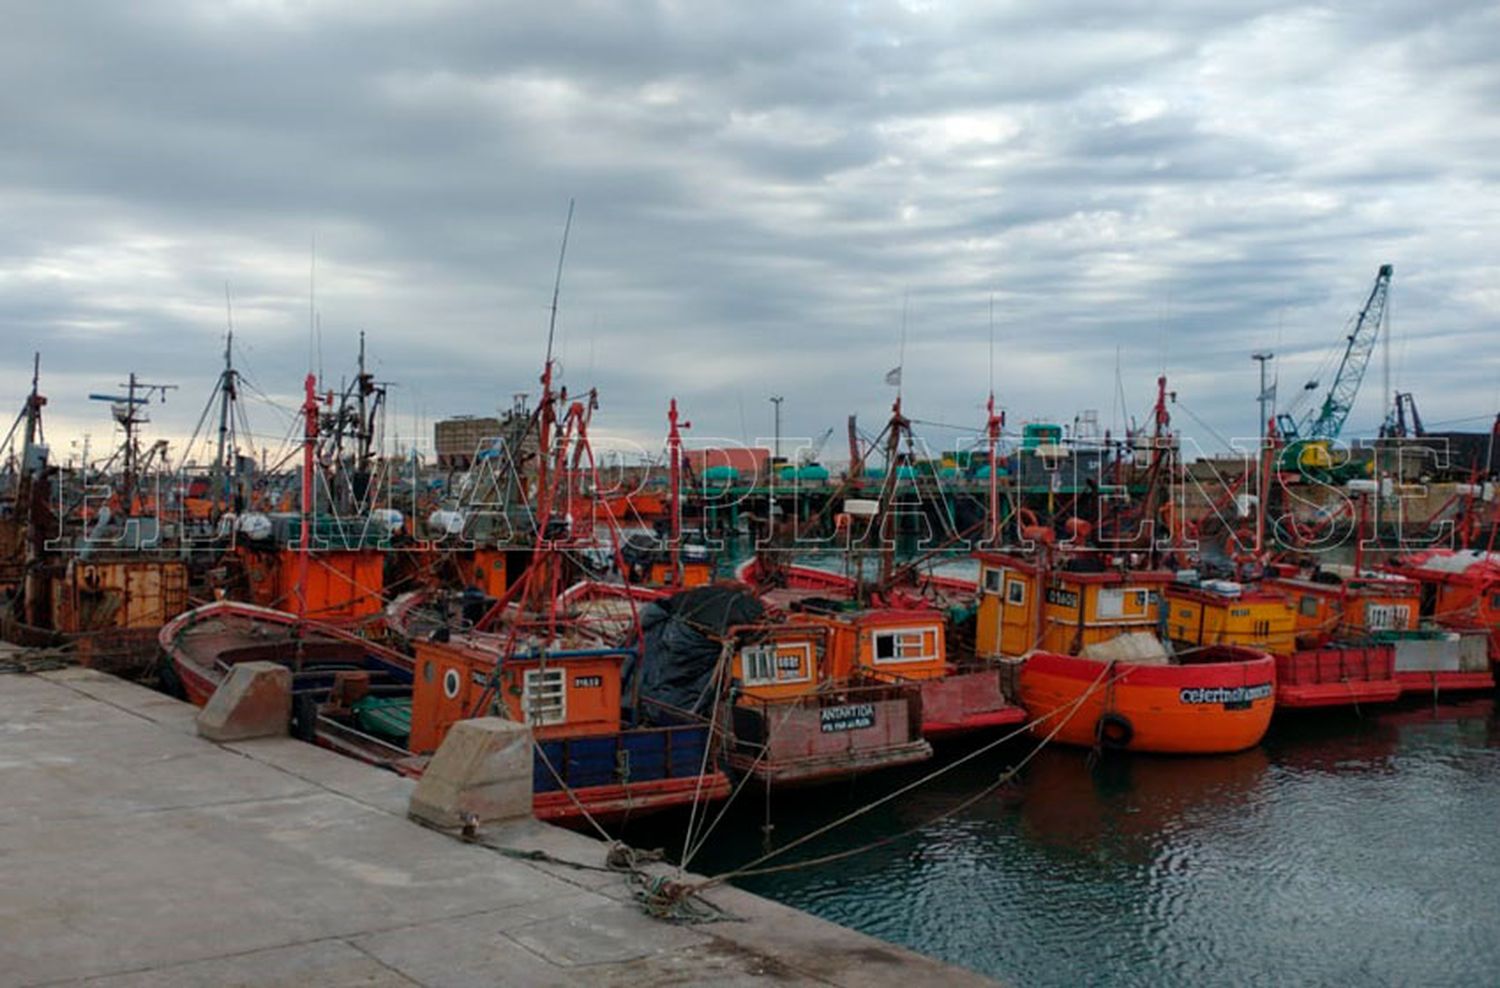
[1490,593,1500,612]
[1006,579,1027,606]
[742,645,777,686]
[1366,604,1411,631]
[743,643,814,685]
[521,668,567,725]
[1300,595,1318,617]
[1098,587,1148,619]
[983,568,1004,594]
[872,627,939,664]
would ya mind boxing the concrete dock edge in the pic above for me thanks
[0,663,997,987]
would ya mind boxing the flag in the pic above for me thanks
[884,366,902,387]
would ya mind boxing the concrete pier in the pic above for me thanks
[0,664,994,987]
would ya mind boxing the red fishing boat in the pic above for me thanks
[1388,549,1500,686]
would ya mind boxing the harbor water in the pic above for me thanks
[641,697,1500,986]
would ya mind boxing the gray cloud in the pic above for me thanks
[0,0,1496,464]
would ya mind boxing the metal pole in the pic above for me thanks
[769,395,784,462]
[1252,352,1274,446]
[1252,352,1274,555]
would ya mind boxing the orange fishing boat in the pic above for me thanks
[976,550,1276,753]
[1267,561,1491,698]
[739,557,1027,738]
[1017,646,1275,754]
[1166,576,1403,709]
[1388,549,1500,682]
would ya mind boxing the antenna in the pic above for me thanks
[544,198,576,373]
[897,291,908,401]
[309,231,317,376]
[987,292,995,398]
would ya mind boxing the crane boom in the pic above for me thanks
[1278,264,1392,444]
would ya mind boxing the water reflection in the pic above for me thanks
[640,699,1500,987]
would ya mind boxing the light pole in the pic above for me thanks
[769,395,784,462]
[1252,352,1274,554]
[1252,352,1274,446]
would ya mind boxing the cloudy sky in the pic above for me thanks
[2,0,1497,468]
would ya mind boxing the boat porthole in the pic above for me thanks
[442,667,461,699]
[423,660,434,683]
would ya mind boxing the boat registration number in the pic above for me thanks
[1046,588,1080,608]
[821,703,876,733]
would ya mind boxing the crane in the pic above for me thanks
[1276,264,1392,472]
[801,426,835,466]
[1380,392,1425,438]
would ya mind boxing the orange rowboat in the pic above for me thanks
[1018,646,1275,755]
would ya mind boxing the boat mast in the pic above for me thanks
[986,392,1002,546]
[212,311,235,520]
[667,398,689,588]
[13,354,45,546]
[878,394,910,591]
[299,372,319,622]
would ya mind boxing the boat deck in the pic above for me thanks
[0,658,993,987]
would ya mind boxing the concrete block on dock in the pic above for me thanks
[409,717,532,829]
[195,661,292,743]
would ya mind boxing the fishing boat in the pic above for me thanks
[397,377,733,824]
[1016,644,1275,754]
[1262,562,1491,699]
[975,550,1275,753]
[1166,574,1403,709]
[727,394,1024,742]
[631,583,934,786]
[1387,549,1500,685]
[407,628,729,822]
[160,598,413,714]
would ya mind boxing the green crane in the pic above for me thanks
[1276,263,1392,474]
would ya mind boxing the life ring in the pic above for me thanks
[1095,712,1133,750]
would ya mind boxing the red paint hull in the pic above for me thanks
[1274,647,1400,710]
[1018,649,1275,755]
[923,706,1028,738]
[917,667,1027,739]
[1395,670,1496,695]
[534,773,733,824]
[1277,681,1403,709]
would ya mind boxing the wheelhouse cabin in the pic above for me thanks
[408,635,729,822]
[1263,566,1421,644]
[974,551,1172,659]
[37,556,192,673]
[762,590,1026,740]
[1165,581,1297,655]
[235,514,388,623]
[720,603,934,785]
[1389,550,1500,663]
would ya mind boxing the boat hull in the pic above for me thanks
[1395,670,1496,695]
[161,600,414,709]
[1274,646,1400,710]
[1017,650,1275,755]
[918,667,1028,738]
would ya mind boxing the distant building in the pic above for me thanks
[434,416,502,470]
